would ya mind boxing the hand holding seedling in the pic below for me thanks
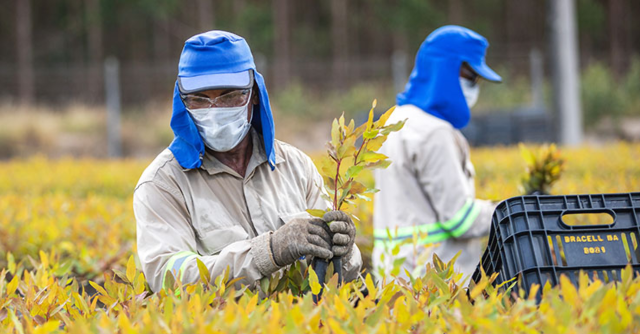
[308,100,405,300]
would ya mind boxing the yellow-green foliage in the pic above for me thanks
[0,157,146,281]
[1,143,640,332]
[519,143,565,195]
[2,252,640,333]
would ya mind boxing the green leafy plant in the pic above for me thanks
[519,143,565,195]
[7,249,640,333]
[308,100,405,218]
[306,100,405,299]
[243,101,406,302]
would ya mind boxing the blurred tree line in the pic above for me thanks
[1,0,638,105]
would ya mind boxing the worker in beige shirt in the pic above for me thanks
[373,26,501,280]
[134,30,361,293]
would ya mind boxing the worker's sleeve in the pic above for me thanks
[134,181,279,293]
[303,154,363,281]
[460,199,497,238]
[414,129,493,240]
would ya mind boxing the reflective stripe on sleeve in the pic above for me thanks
[162,251,200,285]
[373,199,481,249]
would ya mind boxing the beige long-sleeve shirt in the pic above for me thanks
[134,129,362,292]
[373,104,495,280]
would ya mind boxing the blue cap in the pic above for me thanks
[168,31,276,170]
[425,26,501,82]
[396,25,501,129]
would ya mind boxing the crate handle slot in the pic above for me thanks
[560,209,616,228]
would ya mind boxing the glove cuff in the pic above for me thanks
[343,243,355,263]
[250,232,280,276]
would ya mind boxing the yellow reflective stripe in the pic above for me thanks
[373,199,478,246]
[449,201,480,238]
[437,199,475,232]
[162,251,199,286]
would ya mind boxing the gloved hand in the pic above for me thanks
[323,211,356,260]
[270,217,333,267]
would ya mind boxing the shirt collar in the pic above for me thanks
[199,127,285,177]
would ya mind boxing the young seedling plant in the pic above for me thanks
[519,143,565,195]
[307,100,405,301]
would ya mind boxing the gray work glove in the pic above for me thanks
[323,211,356,260]
[270,217,333,267]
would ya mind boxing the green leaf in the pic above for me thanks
[364,273,377,298]
[89,281,109,297]
[7,253,15,275]
[376,105,396,127]
[260,277,270,295]
[366,135,387,151]
[306,209,327,218]
[126,255,136,283]
[163,271,176,290]
[345,165,364,179]
[269,274,280,292]
[331,119,340,148]
[326,261,335,282]
[308,267,322,295]
[321,161,337,177]
[366,106,375,131]
[337,135,357,159]
[275,275,289,292]
[112,268,129,284]
[347,181,367,195]
[301,277,310,293]
[6,275,19,295]
[380,120,406,135]
[519,143,536,166]
[323,174,336,191]
[429,271,450,295]
[365,159,392,170]
[196,258,210,285]
[291,266,304,287]
[355,193,372,202]
[352,123,367,139]
[359,152,388,163]
[53,260,74,277]
[363,129,379,139]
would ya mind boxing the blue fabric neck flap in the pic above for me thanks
[168,31,276,170]
[396,25,493,129]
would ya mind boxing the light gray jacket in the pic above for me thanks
[373,104,495,280]
[135,130,362,292]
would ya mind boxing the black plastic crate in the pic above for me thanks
[472,192,640,298]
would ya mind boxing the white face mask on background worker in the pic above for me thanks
[459,77,479,109]
[459,63,481,109]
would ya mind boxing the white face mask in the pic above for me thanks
[459,77,480,109]
[187,91,253,152]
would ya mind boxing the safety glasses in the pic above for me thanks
[181,89,252,109]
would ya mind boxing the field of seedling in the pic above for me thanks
[0,141,639,333]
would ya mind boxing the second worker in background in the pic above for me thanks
[373,25,502,280]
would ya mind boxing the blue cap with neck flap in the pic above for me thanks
[396,25,501,129]
[168,30,276,170]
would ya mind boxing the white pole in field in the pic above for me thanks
[392,50,408,94]
[104,57,122,157]
[529,48,544,110]
[550,0,583,145]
